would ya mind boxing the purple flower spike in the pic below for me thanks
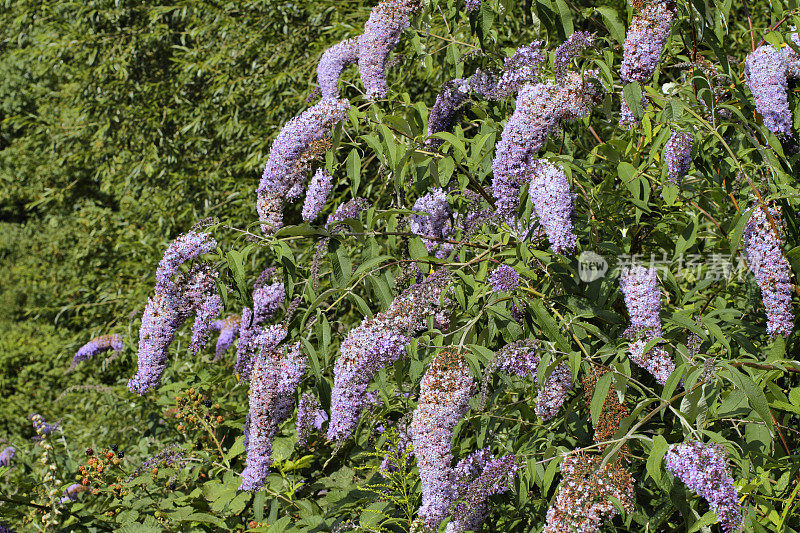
[0,447,15,467]
[492,42,546,99]
[129,291,191,395]
[410,348,474,528]
[492,72,599,215]
[554,31,594,80]
[743,205,794,336]
[665,440,743,533]
[664,131,694,184]
[257,97,350,234]
[620,0,675,84]
[619,0,675,124]
[447,452,519,533]
[239,332,307,491]
[357,0,421,98]
[528,161,577,254]
[211,315,241,361]
[129,230,220,395]
[409,188,455,258]
[620,265,674,384]
[534,363,573,421]
[488,264,520,293]
[296,393,326,447]
[464,0,482,11]
[71,334,123,367]
[328,270,452,442]
[426,79,471,147]
[317,38,358,98]
[745,45,793,137]
[302,169,334,221]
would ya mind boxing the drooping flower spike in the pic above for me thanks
[409,188,455,258]
[665,440,743,533]
[71,334,123,368]
[317,38,359,98]
[743,204,794,337]
[210,315,241,361]
[357,0,422,98]
[328,269,452,441]
[410,347,475,527]
[239,327,307,491]
[256,97,350,234]
[664,130,694,184]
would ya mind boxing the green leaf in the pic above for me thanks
[720,363,775,434]
[347,148,361,194]
[227,250,249,306]
[596,6,625,44]
[647,435,669,486]
[329,240,352,288]
[623,82,644,120]
[590,372,612,427]
[554,0,573,36]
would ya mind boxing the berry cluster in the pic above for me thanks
[76,446,126,500]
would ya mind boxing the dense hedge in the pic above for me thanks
[1,0,799,531]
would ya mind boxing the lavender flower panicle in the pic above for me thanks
[488,264,520,292]
[328,270,452,442]
[544,453,635,533]
[129,231,219,395]
[619,0,675,125]
[664,131,694,184]
[447,452,519,533]
[211,315,241,361]
[743,205,794,336]
[240,330,307,491]
[665,440,743,533]
[620,0,675,84]
[357,0,422,98]
[492,72,600,215]
[71,334,123,367]
[528,161,577,254]
[619,265,675,384]
[426,79,471,147]
[464,0,482,11]
[745,45,792,137]
[318,38,359,98]
[0,447,15,467]
[325,197,371,232]
[186,265,223,353]
[410,348,475,527]
[302,168,334,221]
[234,269,286,380]
[257,97,350,234]
[154,231,216,293]
[554,31,594,80]
[492,42,546,99]
[409,188,455,258]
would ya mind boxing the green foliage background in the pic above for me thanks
[1,0,799,531]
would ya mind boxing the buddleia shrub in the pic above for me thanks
[1,0,800,532]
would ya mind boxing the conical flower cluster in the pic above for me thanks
[71,334,123,367]
[410,348,475,527]
[528,161,577,254]
[426,79,471,147]
[358,0,422,98]
[235,268,286,381]
[619,0,676,124]
[317,38,359,98]
[743,204,794,336]
[492,71,599,215]
[745,44,793,137]
[239,327,307,491]
[328,270,452,441]
[665,440,743,533]
[664,130,694,184]
[619,265,674,383]
[446,450,519,533]
[256,97,350,234]
[129,231,220,395]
